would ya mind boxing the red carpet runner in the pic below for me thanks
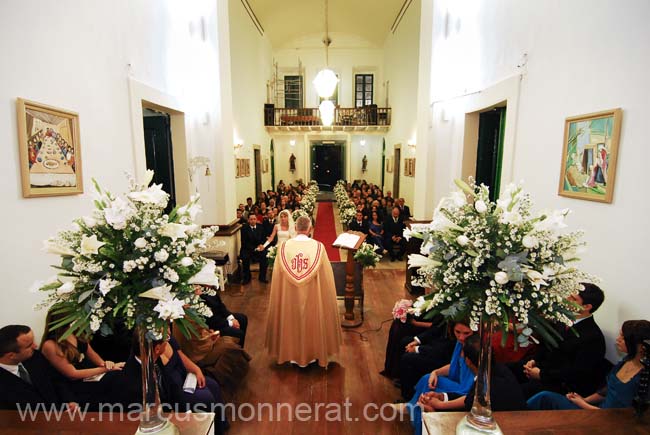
[312,201,340,261]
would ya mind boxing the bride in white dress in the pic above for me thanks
[267,209,296,246]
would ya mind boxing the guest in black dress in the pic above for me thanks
[381,313,432,380]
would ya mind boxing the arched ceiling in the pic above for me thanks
[245,0,408,49]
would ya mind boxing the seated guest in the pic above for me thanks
[528,319,650,411]
[172,319,251,392]
[399,319,461,399]
[239,214,269,284]
[384,206,407,261]
[348,211,369,234]
[367,211,385,254]
[417,334,526,413]
[236,209,247,225]
[244,197,254,216]
[381,311,432,380]
[116,332,227,434]
[40,311,124,408]
[391,319,476,435]
[397,198,411,220]
[512,283,607,398]
[197,286,248,347]
[0,325,77,411]
[261,209,276,240]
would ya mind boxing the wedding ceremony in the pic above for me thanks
[0,0,649,434]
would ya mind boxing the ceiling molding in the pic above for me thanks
[390,0,413,34]
[240,0,265,36]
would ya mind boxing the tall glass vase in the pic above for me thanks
[456,319,503,434]
[136,326,171,434]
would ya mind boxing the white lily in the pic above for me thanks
[139,284,173,301]
[80,235,105,256]
[104,197,135,230]
[143,169,155,186]
[128,183,168,205]
[407,254,442,269]
[56,281,75,296]
[178,202,202,221]
[82,215,97,228]
[43,239,76,257]
[153,297,185,321]
[188,259,220,288]
[159,223,192,241]
[534,209,570,233]
[526,269,548,290]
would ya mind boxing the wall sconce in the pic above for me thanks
[188,156,211,182]
[289,139,296,147]
[233,142,243,154]
[360,138,366,146]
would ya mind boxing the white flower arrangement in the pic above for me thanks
[353,242,382,268]
[405,178,598,348]
[297,181,319,217]
[334,180,357,224]
[266,245,278,268]
[36,171,219,340]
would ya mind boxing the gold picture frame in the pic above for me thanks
[558,108,622,203]
[386,157,393,173]
[17,98,83,197]
[404,158,416,177]
[262,158,269,173]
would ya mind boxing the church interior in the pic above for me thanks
[1,0,649,433]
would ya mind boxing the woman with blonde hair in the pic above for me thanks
[267,209,296,246]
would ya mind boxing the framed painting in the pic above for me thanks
[17,98,83,197]
[235,159,242,178]
[386,157,393,173]
[558,108,622,203]
[404,158,416,177]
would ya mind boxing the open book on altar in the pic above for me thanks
[332,232,361,249]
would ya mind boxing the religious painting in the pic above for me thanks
[386,157,393,173]
[244,159,251,177]
[262,158,269,173]
[235,159,242,178]
[558,108,622,203]
[17,98,83,197]
[404,158,416,177]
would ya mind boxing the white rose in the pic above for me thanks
[154,250,169,263]
[494,271,509,285]
[522,235,538,249]
[456,235,469,246]
[56,281,75,296]
[474,200,488,214]
[82,215,97,228]
[180,257,194,267]
[134,238,147,249]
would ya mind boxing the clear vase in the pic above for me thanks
[136,326,173,434]
[456,319,503,435]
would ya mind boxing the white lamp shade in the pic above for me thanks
[313,69,339,98]
[319,100,335,126]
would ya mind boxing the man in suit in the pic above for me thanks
[0,325,77,411]
[199,287,249,348]
[239,214,268,284]
[384,207,407,261]
[261,209,276,240]
[512,283,607,398]
[348,211,369,234]
[397,198,411,220]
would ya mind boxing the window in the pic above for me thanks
[284,75,303,109]
[355,74,373,107]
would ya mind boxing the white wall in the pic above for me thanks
[229,0,273,204]
[426,0,650,358]
[0,0,233,339]
[382,0,421,209]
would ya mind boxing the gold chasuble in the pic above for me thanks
[265,236,342,367]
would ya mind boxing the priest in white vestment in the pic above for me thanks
[265,216,342,368]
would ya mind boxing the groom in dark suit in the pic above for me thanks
[240,214,268,284]
[0,325,77,411]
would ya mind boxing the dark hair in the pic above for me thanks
[580,283,605,313]
[42,310,84,363]
[621,320,650,359]
[131,330,165,356]
[246,197,252,202]
[462,334,482,367]
[0,325,31,356]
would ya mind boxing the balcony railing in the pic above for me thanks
[264,105,391,128]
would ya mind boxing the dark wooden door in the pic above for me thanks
[311,143,343,191]
[476,107,506,201]
[143,113,175,213]
[254,148,262,201]
[393,147,401,198]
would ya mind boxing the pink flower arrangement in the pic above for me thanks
[392,299,413,323]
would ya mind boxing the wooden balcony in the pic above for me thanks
[264,105,391,132]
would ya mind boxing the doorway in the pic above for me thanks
[393,146,401,198]
[253,147,262,201]
[475,107,506,201]
[143,108,176,213]
[310,141,344,191]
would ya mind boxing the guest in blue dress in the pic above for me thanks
[527,319,650,410]
[368,211,385,254]
[396,320,475,435]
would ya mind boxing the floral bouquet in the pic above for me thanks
[292,209,308,221]
[392,299,413,323]
[36,171,219,340]
[405,178,597,347]
[266,245,278,268]
[353,242,382,268]
[298,181,319,216]
[334,181,357,224]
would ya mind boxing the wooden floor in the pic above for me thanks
[220,267,414,435]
